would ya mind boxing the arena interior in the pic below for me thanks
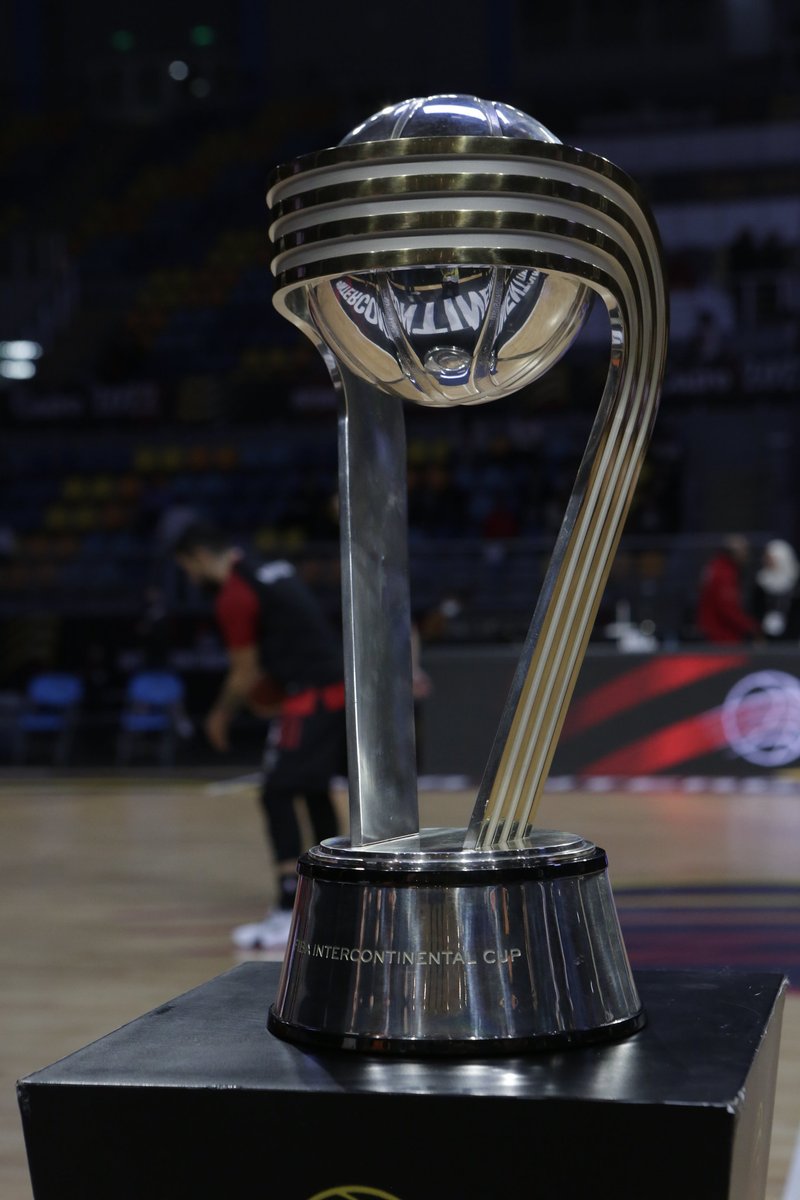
[1,2,800,1197]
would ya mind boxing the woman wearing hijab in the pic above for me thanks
[752,539,800,641]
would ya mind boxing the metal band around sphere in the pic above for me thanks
[266,135,668,851]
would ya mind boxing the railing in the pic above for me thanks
[0,532,773,648]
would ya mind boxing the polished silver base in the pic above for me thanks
[268,829,644,1055]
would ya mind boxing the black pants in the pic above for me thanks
[260,687,347,864]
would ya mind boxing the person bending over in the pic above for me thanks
[174,521,346,949]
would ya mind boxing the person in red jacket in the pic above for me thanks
[696,535,760,644]
[174,521,346,950]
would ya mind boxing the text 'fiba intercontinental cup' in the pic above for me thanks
[264,95,668,1054]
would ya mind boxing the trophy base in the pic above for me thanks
[268,829,645,1056]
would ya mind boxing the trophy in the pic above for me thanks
[264,95,668,1053]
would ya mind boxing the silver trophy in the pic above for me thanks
[265,95,668,1053]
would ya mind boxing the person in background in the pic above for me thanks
[752,539,800,641]
[696,534,760,645]
[133,585,194,739]
[173,521,346,950]
[410,619,433,771]
[135,585,171,668]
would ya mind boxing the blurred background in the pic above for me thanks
[0,0,799,776]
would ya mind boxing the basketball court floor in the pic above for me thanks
[1,770,798,1199]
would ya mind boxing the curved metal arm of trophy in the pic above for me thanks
[266,96,668,852]
[468,295,666,849]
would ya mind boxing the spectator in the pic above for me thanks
[685,309,727,367]
[696,535,760,644]
[752,539,800,641]
[135,586,170,668]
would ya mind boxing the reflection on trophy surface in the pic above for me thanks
[265,94,668,1053]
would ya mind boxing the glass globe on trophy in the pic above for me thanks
[264,95,668,1053]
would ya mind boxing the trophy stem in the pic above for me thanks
[336,363,419,846]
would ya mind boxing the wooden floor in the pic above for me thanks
[1,770,799,1199]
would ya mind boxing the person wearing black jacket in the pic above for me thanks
[174,522,346,950]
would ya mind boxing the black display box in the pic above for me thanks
[18,964,787,1200]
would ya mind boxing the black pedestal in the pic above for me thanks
[18,964,787,1200]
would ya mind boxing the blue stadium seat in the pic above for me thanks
[14,672,84,766]
[117,670,185,766]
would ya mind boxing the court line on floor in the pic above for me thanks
[202,773,474,796]
[5,769,800,800]
[201,773,800,796]
[203,773,262,795]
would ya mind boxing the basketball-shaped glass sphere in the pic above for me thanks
[304,94,592,407]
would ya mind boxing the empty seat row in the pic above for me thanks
[8,670,187,767]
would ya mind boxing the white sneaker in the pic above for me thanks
[231,908,293,950]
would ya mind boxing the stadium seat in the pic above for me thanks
[116,670,185,767]
[14,672,84,766]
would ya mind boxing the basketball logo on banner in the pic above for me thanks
[721,670,800,767]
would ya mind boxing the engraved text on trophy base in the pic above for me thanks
[294,940,523,966]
